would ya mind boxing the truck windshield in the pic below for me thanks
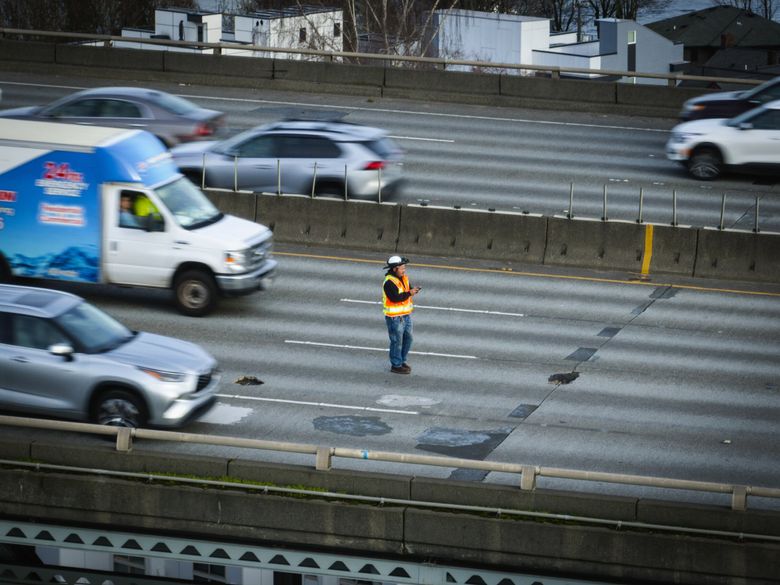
[55,301,134,354]
[155,177,223,230]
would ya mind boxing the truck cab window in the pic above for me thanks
[119,192,142,229]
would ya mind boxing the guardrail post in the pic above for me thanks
[315,447,333,471]
[601,184,608,221]
[520,465,537,490]
[377,167,382,204]
[719,193,726,230]
[754,196,760,233]
[116,428,133,452]
[233,155,238,192]
[567,182,574,219]
[637,186,644,223]
[731,486,748,511]
[344,164,349,201]
[276,160,281,196]
[311,161,318,198]
[671,189,677,227]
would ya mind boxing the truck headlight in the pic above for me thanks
[139,367,186,383]
[224,250,248,273]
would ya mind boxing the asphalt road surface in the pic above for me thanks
[6,247,779,510]
[1,72,779,231]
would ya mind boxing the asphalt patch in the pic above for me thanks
[313,415,392,437]
[416,426,513,460]
[234,375,263,385]
[252,106,347,122]
[509,403,538,419]
[598,327,621,338]
[565,347,597,362]
[548,372,580,384]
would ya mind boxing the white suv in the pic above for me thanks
[666,99,780,180]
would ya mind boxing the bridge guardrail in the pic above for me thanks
[1,413,777,512]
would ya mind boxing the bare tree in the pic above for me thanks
[714,0,777,19]
[585,0,670,20]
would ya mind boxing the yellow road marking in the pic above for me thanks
[641,224,654,276]
[274,251,780,298]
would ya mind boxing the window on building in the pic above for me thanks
[334,22,341,38]
[193,562,227,583]
[299,27,307,43]
[627,30,636,44]
[114,554,146,574]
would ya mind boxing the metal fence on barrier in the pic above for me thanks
[1,414,778,512]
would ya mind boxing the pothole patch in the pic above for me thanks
[313,415,392,437]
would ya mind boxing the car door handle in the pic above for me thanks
[253,165,272,169]
[129,123,148,127]
[174,240,191,247]
[11,356,29,363]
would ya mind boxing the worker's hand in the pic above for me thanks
[411,286,422,295]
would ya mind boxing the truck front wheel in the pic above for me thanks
[174,269,217,317]
[93,389,146,428]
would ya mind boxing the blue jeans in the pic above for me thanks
[385,314,413,368]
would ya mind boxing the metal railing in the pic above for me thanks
[1,414,778,512]
[0,27,767,88]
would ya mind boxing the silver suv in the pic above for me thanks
[171,120,405,200]
[0,284,220,428]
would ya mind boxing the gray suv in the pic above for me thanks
[0,284,220,428]
[171,120,405,200]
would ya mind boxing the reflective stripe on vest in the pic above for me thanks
[383,274,413,317]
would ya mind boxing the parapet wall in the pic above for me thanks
[0,438,778,585]
[218,193,780,284]
[0,39,705,117]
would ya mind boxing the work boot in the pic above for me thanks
[391,365,410,374]
[402,363,411,372]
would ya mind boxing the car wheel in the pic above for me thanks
[688,148,722,180]
[174,269,217,317]
[94,389,146,428]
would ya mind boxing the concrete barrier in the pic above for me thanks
[274,59,384,88]
[644,223,698,276]
[544,217,645,272]
[500,75,616,104]
[616,83,704,112]
[256,194,401,252]
[397,206,547,263]
[165,52,273,81]
[0,39,55,63]
[56,44,164,72]
[637,499,780,538]
[383,68,501,100]
[694,228,780,283]
[204,189,257,222]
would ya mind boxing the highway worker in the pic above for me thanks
[382,255,421,374]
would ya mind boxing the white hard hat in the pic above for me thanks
[383,255,409,270]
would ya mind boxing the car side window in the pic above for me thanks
[47,99,100,118]
[758,83,780,101]
[237,135,275,158]
[750,110,780,130]
[11,314,68,350]
[98,99,143,118]
[277,135,340,158]
[0,312,10,344]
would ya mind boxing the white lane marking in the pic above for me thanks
[341,298,524,317]
[284,339,478,360]
[378,394,440,408]
[0,80,668,133]
[217,393,419,415]
[388,135,454,143]
[198,403,253,425]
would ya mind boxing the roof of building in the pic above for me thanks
[647,6,780,48]
[245,5,340,19]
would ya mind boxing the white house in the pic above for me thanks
[115,6,343,60]
[430,9,685,84]
[235,7,343,55]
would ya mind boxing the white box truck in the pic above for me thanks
[0,118,276,316]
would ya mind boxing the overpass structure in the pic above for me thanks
[0,33,778,585]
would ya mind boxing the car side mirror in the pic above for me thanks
[49,343,74,361]
[738,122,754,131]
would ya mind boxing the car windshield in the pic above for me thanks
[152,92,200,115]
[55,301,133,354]
[155,177,223,229]
[727,107,762,127]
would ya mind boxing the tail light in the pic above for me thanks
[364,161,385,171]
[194,122,214,137]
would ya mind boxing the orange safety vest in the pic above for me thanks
[383,274,413,317]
